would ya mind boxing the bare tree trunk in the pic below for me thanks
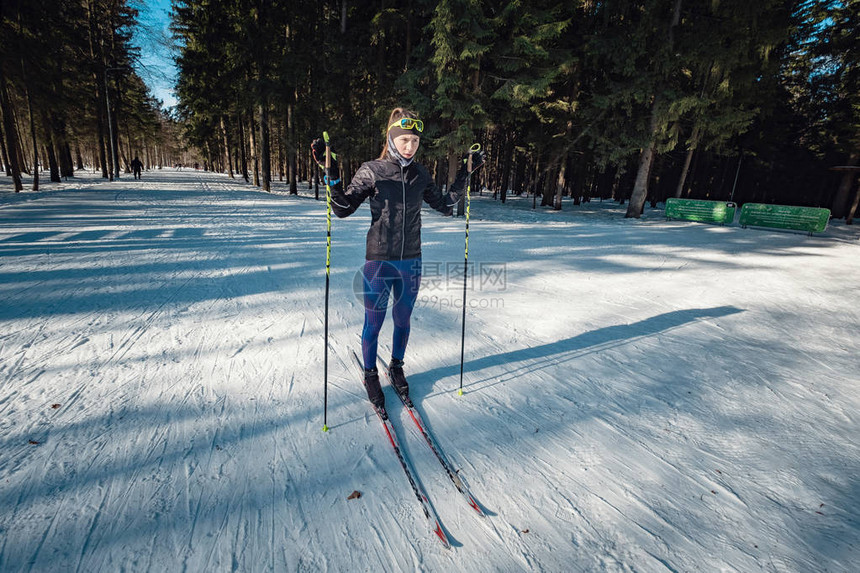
[23,72,39,190]
[87,0,108,179]
[288,99,298,194]
[554,154,567,210]
[276,124,284,181]
[615,165,627,204]
[499,132,514,204]
[530,157,540,208]
[845,174,859,225]
[221,115,235,179]
[16,5,39,188]
[832,150,859,219]
[313,150,320,200]
[626,99,660,218]
[41,118,61,183]
[432,158,443,189]
[11,100,29,175]
[109,88,120,178]
[60,139,74,178]
[259,101,271,191]
[92,141,100,171]
[249,110,260,187]
[541,165,557,207]
[122,124,132,173]
[449,152,463,216]
[0,119,11,175]
[96,115,108,178]
[0,70,24,191]
[675,126,700,198]
[238,113,249,182]
[75,143,84,170]
[512,152,526,196]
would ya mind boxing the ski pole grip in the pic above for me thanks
[323,131,331,170]
[467,143,480,172]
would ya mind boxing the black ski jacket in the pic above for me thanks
[330,156,467,261]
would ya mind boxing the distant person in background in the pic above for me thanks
[131,156,143,180]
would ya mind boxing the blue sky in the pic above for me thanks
[132,0,178,109]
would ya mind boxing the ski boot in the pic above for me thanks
[388,358,413,407]
[364,368,388,419]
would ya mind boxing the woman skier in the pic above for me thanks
[312,107,485,418]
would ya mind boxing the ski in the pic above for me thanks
[379,358,486,517]
[351,350,451,549]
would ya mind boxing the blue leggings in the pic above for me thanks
[361,258,422,369]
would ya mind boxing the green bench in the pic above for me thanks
[665,198,736,225]
[739,203,830,234]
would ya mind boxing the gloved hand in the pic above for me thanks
[460,148,486,175]
[311,137,339,173]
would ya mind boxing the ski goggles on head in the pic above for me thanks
[387,118,424,133]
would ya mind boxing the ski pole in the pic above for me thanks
[459,143,481,396]
[323,131,332,432]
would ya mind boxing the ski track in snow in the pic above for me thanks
[1,169,859,572]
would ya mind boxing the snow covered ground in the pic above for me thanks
[1,169,858,572]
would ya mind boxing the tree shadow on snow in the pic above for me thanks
[409,305,744,399]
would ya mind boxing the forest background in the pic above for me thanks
[0,0,857,221]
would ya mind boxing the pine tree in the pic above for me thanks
[428,0,492,214]
[484,1,577,206]
[795,0,860,219]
